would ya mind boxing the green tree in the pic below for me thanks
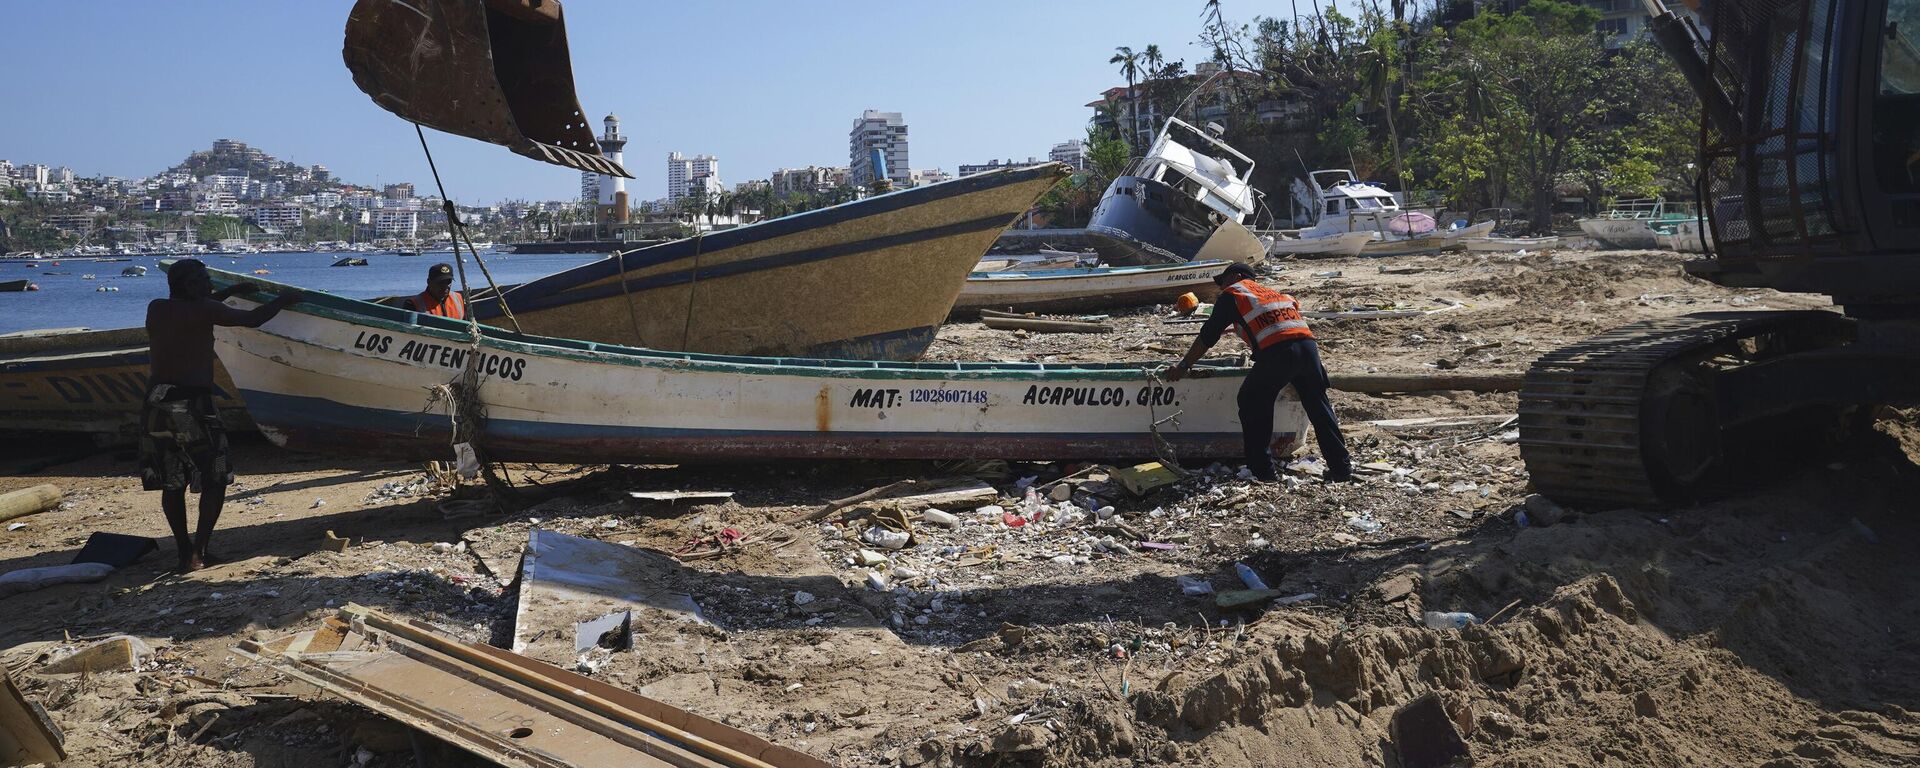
[1109,46,1143,151]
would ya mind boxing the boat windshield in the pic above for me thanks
[1352,197,1386,211]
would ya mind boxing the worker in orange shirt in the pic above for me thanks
[1167,262,1351,483]
[405,263,466,319]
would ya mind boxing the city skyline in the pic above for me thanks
[0,1,1215,205]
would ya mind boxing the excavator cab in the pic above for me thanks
[342,0,630,178]
[1520,1,1920,507]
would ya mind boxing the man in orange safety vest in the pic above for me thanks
[1167,262,1352,483]
[405,263,466,320]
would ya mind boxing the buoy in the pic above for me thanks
[1174,292,1200,315]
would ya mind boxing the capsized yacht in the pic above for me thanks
[1086,118,1268,266]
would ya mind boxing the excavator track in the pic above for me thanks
[1518,311,1843,508]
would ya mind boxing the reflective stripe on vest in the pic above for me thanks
[411,290,466,320]
[1225,279,1312,349]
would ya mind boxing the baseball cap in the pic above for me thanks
[428,263,455,282]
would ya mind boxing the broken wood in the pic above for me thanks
[980,310,1112,334]
[787,478,987,525]
[1,668,65,765]
[0,485,60,525]
[1366,414,1520,432]
[1329,372,1522,393]
[240,605,830,768]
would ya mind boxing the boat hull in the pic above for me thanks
[1360,233,1448,257]
[1263,231,1372,258]
[0,328,252,436]
[1578,218,1658,249]
[205,269,1307,464]
[1462,236,1560,253]
[480,165,1068,360]
[951,261,1224,317]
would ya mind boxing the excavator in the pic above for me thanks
[1520,0,1920,506]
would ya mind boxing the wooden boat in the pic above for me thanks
[1261,231,1372,259]
[1462,235,1561,253]
[951,261,1226,317]
[0,327,252,436]
[476,164,1068,360]
[197,266,1308,463]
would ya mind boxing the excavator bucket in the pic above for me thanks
[343,0,631,178]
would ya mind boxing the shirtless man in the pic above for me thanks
[143,259,299,572]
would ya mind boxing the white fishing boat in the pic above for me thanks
[1440,219,1497,248]
[1462,235,1561,253]
[951,260,1226,317]
[1260,230,1373,259]
[194,265,1308,463]
[1655,218,1712,253]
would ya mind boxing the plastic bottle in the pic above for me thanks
[1233,562,1269,591]
[1423,611,1478,630]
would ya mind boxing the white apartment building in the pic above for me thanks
[51,167,75,183]
[1049,140,1089,171]
[372,209,419,239]
[18,164,49,186]
[247,205,303,232]
[666,152,720,203]
[848,110,910,187]
[580,171,600,204]
[0,160,13,178]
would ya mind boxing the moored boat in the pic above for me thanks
[476,164,1068,360]
[1295,170,1448,257]
[951,260,1226,317]
[197,266,1308,463]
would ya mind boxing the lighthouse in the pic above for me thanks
[596,114,629,228]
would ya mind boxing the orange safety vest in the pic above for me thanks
[1224,279,1312,350]
[409,290,466,320]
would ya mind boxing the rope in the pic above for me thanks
[612,247,646,346]
[1142,366,1191,476]
[679,231,705,350]
[410,123,521,503]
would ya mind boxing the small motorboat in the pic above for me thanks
[1462,236,1561,253]
[120,266,148,277]
[951,260,1227,317]
[332,257,370,267]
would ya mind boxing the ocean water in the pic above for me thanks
[0,251,604,335]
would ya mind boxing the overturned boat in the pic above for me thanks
[194,266,1307,463]
[950,260,1225,318]
[475,164,1068,360]
[1086,119,1268,266]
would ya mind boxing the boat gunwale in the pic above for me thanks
[197,264,1248,382]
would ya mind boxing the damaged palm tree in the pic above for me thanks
[342,0,631,178]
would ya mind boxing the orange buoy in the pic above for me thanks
[1174,292,1200,315]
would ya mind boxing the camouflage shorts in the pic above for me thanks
[138,387,233,493]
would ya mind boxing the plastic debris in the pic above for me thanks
[1234,562,1269,591]
[1423,611,1478,630]
[1177,575,1215,595]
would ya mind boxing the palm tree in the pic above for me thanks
[1109,46,1142,151]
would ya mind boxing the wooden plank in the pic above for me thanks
[628,490,735,503]
[1,668,64,765]
[980,315,1112,334]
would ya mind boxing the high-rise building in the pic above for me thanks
[580,173,600,203]
[666,152,721,202]
[848,110,910,188]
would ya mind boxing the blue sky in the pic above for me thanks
[1,1,1224,204]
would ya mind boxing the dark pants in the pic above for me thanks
[1237,338,1351,480]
